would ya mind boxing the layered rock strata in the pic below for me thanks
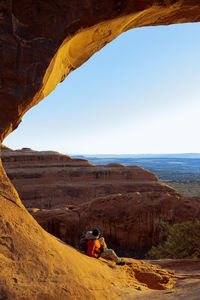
[1,0,200,298]
[29,191,200,258]
[1,1,200,142]
[2,146,176,208]
[3,145,200,257]
[0,160,176,299]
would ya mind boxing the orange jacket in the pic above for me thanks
[87,239,102,258]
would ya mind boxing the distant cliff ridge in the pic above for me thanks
[1,145,176,208]
[2,145,200,258]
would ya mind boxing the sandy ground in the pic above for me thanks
[126,279,200,300]
[125,259,200,300]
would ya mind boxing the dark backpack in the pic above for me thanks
[79,234,88,253]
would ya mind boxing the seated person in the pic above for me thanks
[86,228,125,266]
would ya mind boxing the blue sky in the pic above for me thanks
[4,22,200,154]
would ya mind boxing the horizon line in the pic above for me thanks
[69,152,200,156]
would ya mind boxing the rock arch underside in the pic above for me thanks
[1,1,200,299]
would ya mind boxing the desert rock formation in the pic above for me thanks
[1,1,200,298]
[1,1,200,142]
[4,145,199,258]
[2,145,176,208]
[30,191,200,258]
[0,169,176,299]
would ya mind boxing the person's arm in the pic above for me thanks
[87,240,98,258]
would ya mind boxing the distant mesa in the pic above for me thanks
[1,145,175,209]
[3,144,196,258]
[16,147,35,152]
[2,146,200,258]
[2,145,200,258]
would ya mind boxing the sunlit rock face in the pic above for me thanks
[1,0,200,142]
[1,0,200,298]
[1,146,176,208]
[0,152,177,298]
[30,192,200,258]
[2,145,184,257]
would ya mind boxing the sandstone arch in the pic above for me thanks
[1,1,200,299]
[1,0,200,142]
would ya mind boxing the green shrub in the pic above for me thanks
[147,219,200,259]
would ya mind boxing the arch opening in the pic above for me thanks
[1,1,200,298]
[4,22,200,155]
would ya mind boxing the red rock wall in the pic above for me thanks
[30,191,200,257]
[1,1,200,298]
[1,0,200,142]
[2,146,176,208]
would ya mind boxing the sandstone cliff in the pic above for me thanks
[29,191,200,258]
[2,145,176,208]
[3,145,200,258]
[0,165,176,299]
[1,1,200,142]
[1,1,200,298]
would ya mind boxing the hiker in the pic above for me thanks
[86,228,125,266]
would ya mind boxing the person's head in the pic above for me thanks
[92,228,100,238]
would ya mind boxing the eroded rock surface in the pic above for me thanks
[2,145,176,208]
[1,0,200,298]
[1,0,200,142]
[0,154,177,299]
[2,145,200,258]
[29,191,200,258]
